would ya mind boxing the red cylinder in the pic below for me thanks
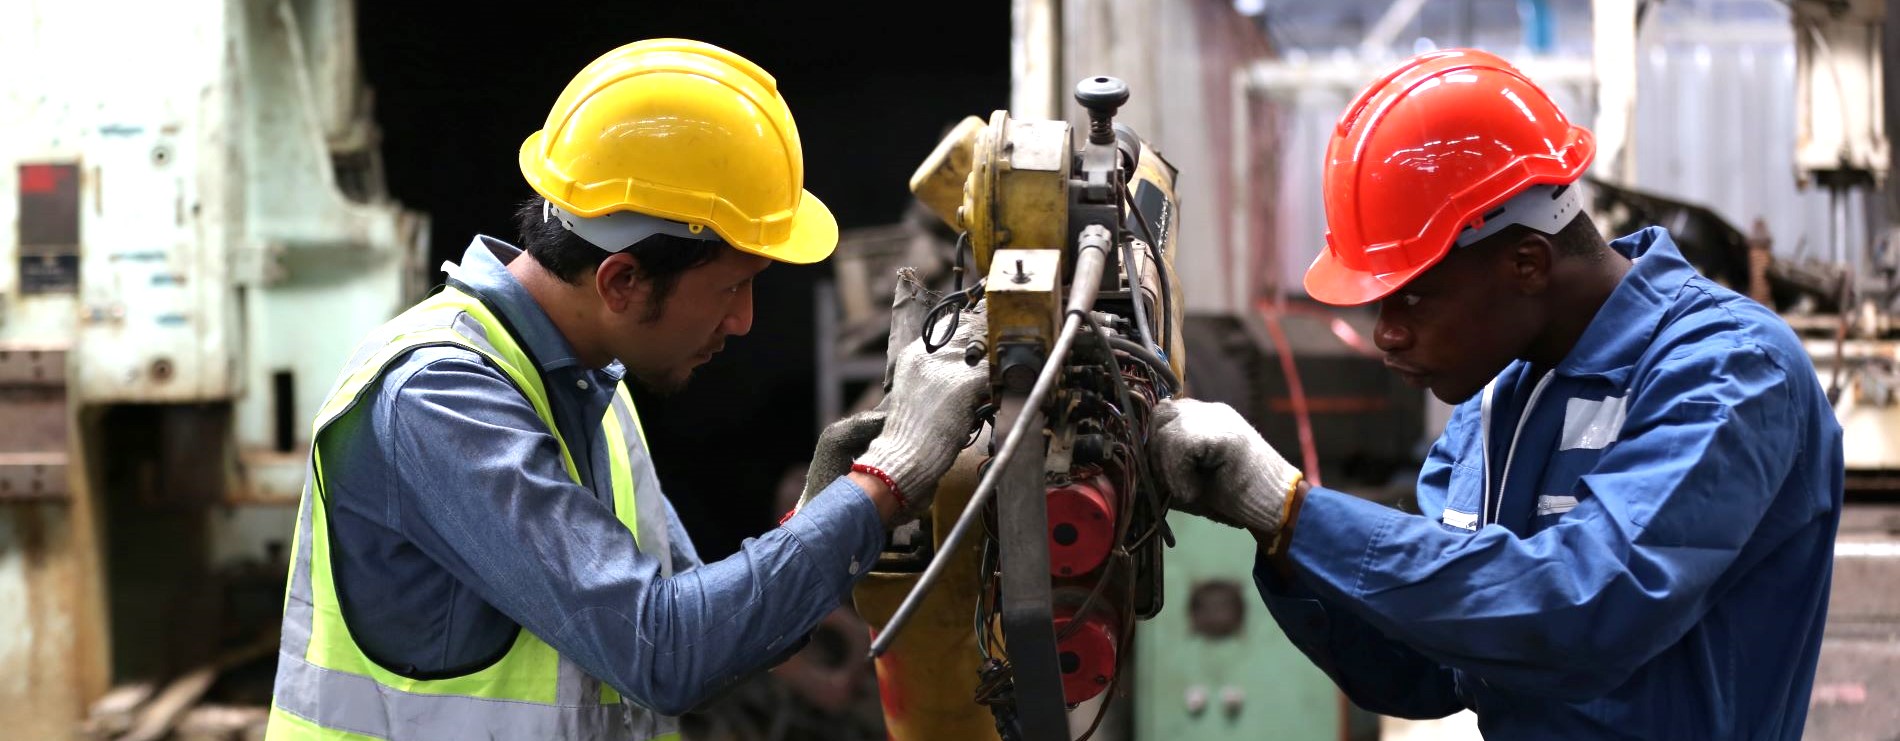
[1046,474,1116,577]
[1052,604,1118,706]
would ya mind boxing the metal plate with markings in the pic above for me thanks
[17,163,81,294]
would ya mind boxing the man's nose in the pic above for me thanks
[1374,302,1411,354]
[723,283,755,337]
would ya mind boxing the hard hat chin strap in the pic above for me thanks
[544,200,724,253]
[1454,181,1584,249]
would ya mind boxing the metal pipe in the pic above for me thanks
[868,230,1114,660]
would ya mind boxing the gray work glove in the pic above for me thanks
[792,269,941,516]
[1148,398,1303,534]
[796,410,886,514]
[856,307,989,518]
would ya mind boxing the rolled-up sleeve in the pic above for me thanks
[385,355,887,715]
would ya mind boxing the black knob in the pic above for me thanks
[1075,76,1129,114]
[1075,76,1129,145]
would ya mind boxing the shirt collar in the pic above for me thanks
[443,235,627,383]
[1551,226,1697,383]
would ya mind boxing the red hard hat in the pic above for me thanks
[1303,48,1596,306]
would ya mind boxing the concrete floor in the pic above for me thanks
[1803,504,1900,740]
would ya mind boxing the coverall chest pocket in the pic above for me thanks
[1526,447,1604,533]
[1438,462,1485,533]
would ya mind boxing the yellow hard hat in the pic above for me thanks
[519,39,837,264]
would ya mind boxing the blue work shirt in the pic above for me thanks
[1258,227,1843,738]
[320,235,887,715]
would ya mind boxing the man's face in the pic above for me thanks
[610,247,770,394]
[1372,240,1539,404]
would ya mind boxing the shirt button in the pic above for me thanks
[848,558,861,575]
[576,379,590,390]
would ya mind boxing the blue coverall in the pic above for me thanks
[1259,227,1844,738]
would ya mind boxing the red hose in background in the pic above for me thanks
[1258,300,1322,488]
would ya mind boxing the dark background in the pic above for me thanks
[358,2,1011,558]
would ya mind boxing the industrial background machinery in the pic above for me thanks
[0,0,427,737]
[849,77,1184,741]
[18,0,1897,739]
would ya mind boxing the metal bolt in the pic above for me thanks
[1220,685,1244,717]
[964,341,986,367]
[1012,258,1030,284]
[1185,685,1208,715]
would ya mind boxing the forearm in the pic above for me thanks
[1279,485,1756,700]
[543,477,887,714]
[1257,557,1463,718]
[847,470,902,523]
[387,373,889,712]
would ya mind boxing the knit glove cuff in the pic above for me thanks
[1150,398,1302,534]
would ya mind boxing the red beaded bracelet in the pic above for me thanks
[850,462,909,512]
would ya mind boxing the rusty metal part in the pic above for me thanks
[0,452,68,501]
[0,347,68,387]
[0,348,72,503]
[1747,218,1775,306]
[0,345,108,739]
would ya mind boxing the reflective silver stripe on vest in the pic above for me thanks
[272,649,653,741]
[278,303,676,740]
[282,473,318,659]
[610,395,673,579]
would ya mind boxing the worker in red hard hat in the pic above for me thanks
[1148,48,1843,737]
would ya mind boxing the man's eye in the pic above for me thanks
[1400,292,1422,307]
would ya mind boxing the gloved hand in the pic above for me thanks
[1148,398,1303,535]
[791,269,951,518]
[795,410,886,515]
[855,307,989,518]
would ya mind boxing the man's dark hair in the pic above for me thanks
[513,197,723,320]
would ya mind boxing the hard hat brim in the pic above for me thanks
[1302,243,1436,307]
[729,189,837,265]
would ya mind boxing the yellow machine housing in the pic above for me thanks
[860,77,1188,740]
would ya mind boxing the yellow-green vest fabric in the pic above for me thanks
[267,286,679,740]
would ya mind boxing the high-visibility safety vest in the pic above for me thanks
[267,284,679,740]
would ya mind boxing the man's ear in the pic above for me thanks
[1509,233,1554,296]
[595,252,647,314]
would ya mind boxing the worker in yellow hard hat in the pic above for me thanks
[266,39,988,740]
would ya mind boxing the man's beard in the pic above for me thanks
[630,366,694,396]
